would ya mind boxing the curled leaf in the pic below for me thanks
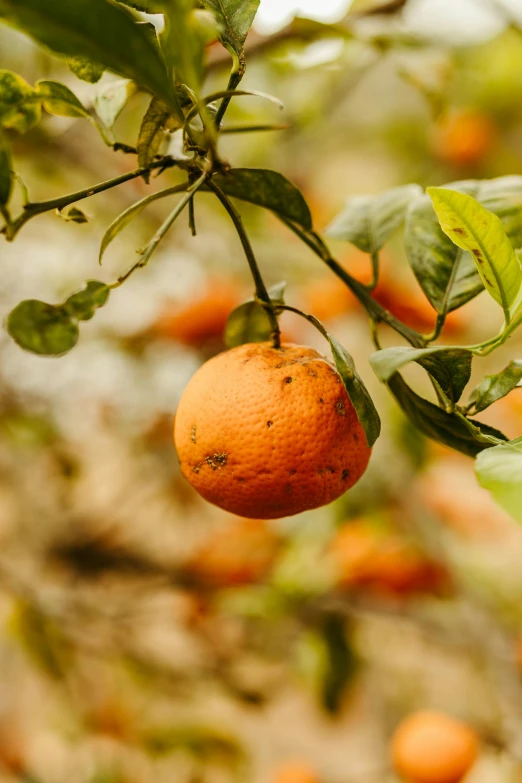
[37,79,90,119]
[94,79,136,129]
[138,96,180,181]
[326,332,381,448]
[469,360,522,413]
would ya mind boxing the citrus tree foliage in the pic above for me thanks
[1,0,522,514]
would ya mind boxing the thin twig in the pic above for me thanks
[206,179,281,348]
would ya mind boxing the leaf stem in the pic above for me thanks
[280,217,426,349]
[188,196,197,236]
[113,173,207,286]
[214,51,246,129]
[423,313,446,343]
[206,179,281,349]
[5,157,179,241]
[367,250,379,291]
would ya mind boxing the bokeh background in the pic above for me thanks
[2,1,522,781]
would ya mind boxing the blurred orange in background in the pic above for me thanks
[299,251,467,336]
[272,760,321,783]
[150,278,244,348]
[432,108,497,168]
[418,456,515,541]
[390,710,479,783]
[329,519,449,598]
[183,517,282,588]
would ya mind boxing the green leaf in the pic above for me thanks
[99,185,187,263]
[7,300,79,356]
[94,79,135,129]
[469,360,522,413]
[201,0,260,55]
[210,169,312,229]
[0,130,12,205]
[428,187,522,319]
[405,176,522,315]
[326,332,381,448]
[225,282,286,348]
[476,438,522,524]
[137,96,180,181]
[37,79,90,119]
[371,346,472,405]
[7,281,110,356]
[9,600,72,680]
[388,374,506,457]
[67,56,104,83]
[0,0,180,118]
[161,5,217,92]
[64,280,110,320]
[325,184,422,253]
[405,194,481,314]
[319,614,357,714]
[0,69,41,133]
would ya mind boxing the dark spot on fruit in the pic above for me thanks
[193,462,202,474]
[190,425,196,444]
[284,376,293,384]
[342,469,350,480]
[319,397,325,404]
[353,432,359,442]
[267,420,273,428]
[308,368,318,377]
[336,400,346,416]
[205,452,227,470]
[326,466,335,474]
[289,469,296,476]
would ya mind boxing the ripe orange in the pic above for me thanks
[174,342,371,519]
[391,711,479,783]
[330,521,448,597]
[433,109,496,167]
[272,761,320,783]
[185,517,281,587]
[151,280,242,347]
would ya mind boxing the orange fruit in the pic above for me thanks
[185,518,281,587]
[300,274,359,322]
[174,342,371,519]
[330,521,447,597]
[151,280,242,347]
[391,711,479,783]
[273,761,320,783]
[433,109,496,167]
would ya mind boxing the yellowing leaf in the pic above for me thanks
[428,187,522,320]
